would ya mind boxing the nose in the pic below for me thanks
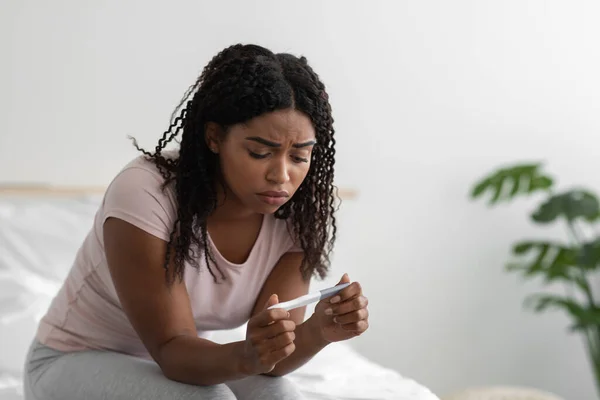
[266,157,290,185]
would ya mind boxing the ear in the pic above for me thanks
[204,122,222,154]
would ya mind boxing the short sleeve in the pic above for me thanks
[284,220,303,253]
[288,242,303,253]
[101,166,176,242]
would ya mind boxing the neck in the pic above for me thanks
[209,181,257,223]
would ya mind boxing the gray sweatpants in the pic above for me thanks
[23,340,305,399]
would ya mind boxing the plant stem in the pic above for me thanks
[566,220,596,305]
[586,330,600,399]
[566,219,600,396]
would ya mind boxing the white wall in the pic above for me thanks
[2,0,600,398]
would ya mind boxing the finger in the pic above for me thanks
[265,342,296,364]
[260,331,295,352]
[323,273,350,306]
[337,273,351,285]
[329,295,368,315]
[340,320,369,334]
[253,308,290,328]
[264,294,279,309]
[260,319,296,340]
[248,294,287,328]
[329,281,363,305]
[332,308,369,325]
[248,320,295,348]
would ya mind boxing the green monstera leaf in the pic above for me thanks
[507,240,577,282]
[470,162,600,393]
[470,163,553,205]
[525,294,600,332]
[578,238,600,269]
[507,240,596,294]
[531,190,600,224]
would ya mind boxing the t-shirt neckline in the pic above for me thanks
[206,214,267,268]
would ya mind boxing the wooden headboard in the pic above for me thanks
[0,184,358,199]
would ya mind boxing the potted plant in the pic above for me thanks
[470,162,600,395]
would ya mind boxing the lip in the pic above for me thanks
[257,191,290,206]
[258,191,290,198]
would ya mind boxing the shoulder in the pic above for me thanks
[107,153,176,204]
[101,151,178,242]
[263,214,302,254]
[117,150,178,183]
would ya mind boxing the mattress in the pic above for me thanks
[0,194,439,400]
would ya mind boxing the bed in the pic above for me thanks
[0,188,440,400]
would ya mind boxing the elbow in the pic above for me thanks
[262,366,288,378]
[158,358,218,386]
[154,349,181,383]
[154,337,233,386]
[159,363,182,382]
[153,336,189,384]
[262,371,279,377]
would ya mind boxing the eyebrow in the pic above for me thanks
[245,136,316,148]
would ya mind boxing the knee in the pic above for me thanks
[266,376,304,399]
[228,375,305,400]
[188,385,237,400]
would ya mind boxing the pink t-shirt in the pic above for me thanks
[35,152,301,358]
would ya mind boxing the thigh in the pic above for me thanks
[226,375,305,400]
[25,342,235,400]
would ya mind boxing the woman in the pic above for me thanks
[23,43,370,399]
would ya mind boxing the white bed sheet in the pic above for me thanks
[0,196,439,400]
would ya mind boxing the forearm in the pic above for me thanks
[157,335,249,386]
[265,314,329,377]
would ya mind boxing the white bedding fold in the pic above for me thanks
[0,196,439,400]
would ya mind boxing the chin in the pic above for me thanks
[254,199,293,215]
[254,203,283,215]
[250,194,291,214]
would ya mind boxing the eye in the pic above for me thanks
[249,151,269,159]
[292,156,309,163]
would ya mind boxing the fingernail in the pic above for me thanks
[330,296,340,304]
[324,308,333,315]
[333,317,338,323]
[287,312,290,318]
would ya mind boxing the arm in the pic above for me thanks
[250,252,329,377]
[104,217,246,385]
[103,218,293,385]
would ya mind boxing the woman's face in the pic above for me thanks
[206,108,316,214]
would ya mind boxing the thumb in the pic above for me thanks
[264,294,279,309]
[338,273,351,284]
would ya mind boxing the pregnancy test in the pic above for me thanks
[268,282,351,311]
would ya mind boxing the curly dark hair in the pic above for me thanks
[131,43,338,285]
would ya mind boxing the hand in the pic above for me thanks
[313,273,369,343]
[240,294,296,375]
